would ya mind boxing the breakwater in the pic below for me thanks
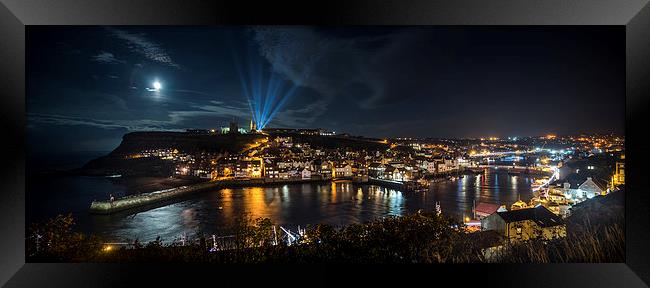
[89,177,364,214]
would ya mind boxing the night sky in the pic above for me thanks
[27,26,624,155]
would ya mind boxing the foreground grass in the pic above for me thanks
[27,209,624,263]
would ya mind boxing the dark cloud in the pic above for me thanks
[91,51,126,64]
[107,28,180,68]
[26,26,624,154]
[28,113,178,131]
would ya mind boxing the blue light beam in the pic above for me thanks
[230,39,313,130]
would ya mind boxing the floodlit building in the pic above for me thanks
[561,174,608,202]
[234,159,263,178]
[578,177,608,198]
[249,119,257,132]
[612,154,625,187]
[383,165,399,180]
[333,164,353,178]
[418,159,436,174]
[264,164,279,179]
[511,198,528,210]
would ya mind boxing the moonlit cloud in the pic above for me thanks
[91,51,125,64]
[107,28,180,68]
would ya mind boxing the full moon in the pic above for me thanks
[153,81,162,90]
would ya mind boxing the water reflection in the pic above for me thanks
[80,170,535,242]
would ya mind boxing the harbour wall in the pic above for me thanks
[89,176,365,214]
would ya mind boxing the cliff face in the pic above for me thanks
[78,131,388,176]
[81,155,175,176]
[79,132,265,176]
[109,132,265,156]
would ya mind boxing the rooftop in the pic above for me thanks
[495,205,564,228]
[475,202,501,215]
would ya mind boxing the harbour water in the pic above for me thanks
[27,169,537,242]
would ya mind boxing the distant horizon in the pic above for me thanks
[123,126,626,139]
[27,128,623,157]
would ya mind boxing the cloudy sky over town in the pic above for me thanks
[27,26,624,154]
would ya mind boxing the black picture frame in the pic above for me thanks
[1,0,649,286]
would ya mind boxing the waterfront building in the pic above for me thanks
[278,168,291,179]
[416,158,436,174]
[234,159,263,178]
[301,168,311,179]
[312,159,333,179]
[434,157,459,173]
[384,165,398,181]
[368,163,386,178]
[333,164,353,178]
[352,163,367,177]
[264,164,279,179]
[192,169,212,179]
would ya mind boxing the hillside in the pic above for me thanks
[269,132,389,151]
[566,187,624,234]
[78,132,265,176]
[109,131,266,156]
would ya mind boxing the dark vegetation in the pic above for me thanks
[26,190,624,263]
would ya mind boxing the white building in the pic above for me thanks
[578,177,607,199]
[417,160,436,174]
[301,168,311,179]
[563,176,608,202]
